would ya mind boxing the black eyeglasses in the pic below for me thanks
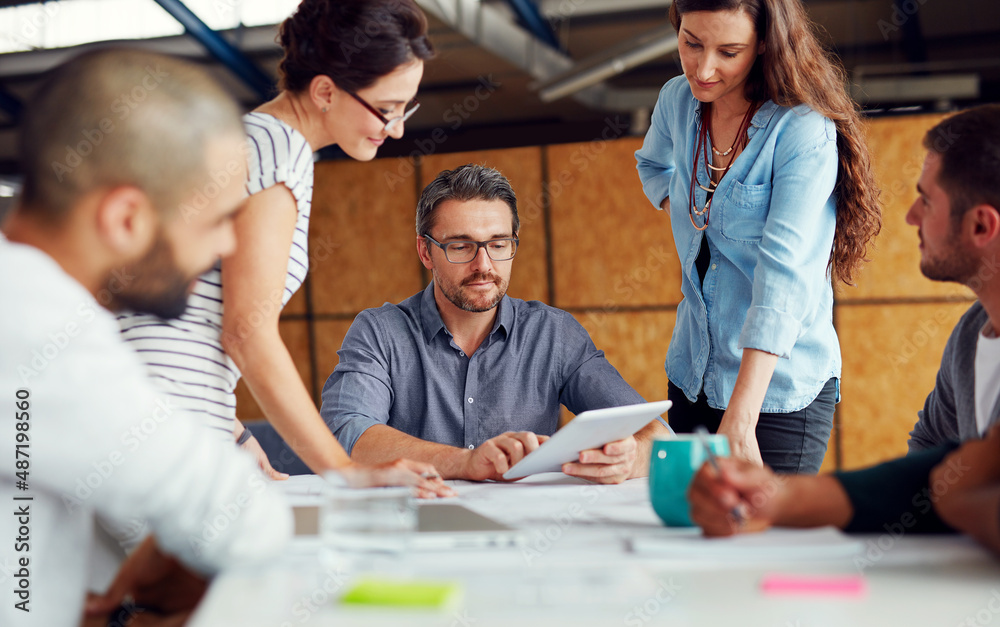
[348,91,420,133]
[424,235,519,264]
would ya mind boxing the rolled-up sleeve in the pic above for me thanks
[555,312,671,430]
[321,311,394,455]
[739,114,839,359]
[635,81,678,210]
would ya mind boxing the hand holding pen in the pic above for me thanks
[694,425,747,527]
[689,425,798,536]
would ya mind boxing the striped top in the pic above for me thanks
[117,112,314,439]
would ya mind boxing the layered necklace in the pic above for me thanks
[688,100,759,231]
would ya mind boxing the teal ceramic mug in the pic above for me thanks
[649,434,731,527]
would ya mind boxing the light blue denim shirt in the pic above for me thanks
[635,76,841,413]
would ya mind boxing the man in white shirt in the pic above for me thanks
[0,50,291,626]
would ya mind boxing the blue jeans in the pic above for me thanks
[667,378,837,474]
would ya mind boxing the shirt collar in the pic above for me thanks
[418,282,514,343]
[691,93,779,138]
[419,282,447,343]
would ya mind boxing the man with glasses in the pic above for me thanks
[321,165,671,484]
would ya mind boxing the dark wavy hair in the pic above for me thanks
[277,0,435,93]
[670,0,882,286]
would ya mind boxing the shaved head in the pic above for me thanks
[18,49,245,221]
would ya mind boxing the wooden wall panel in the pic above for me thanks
[309,158,425,315]
[234,320,313,422]
[819,430,838,474]
[282,283,308,317]
[575,310,675,407]
[548,138,683,309]
[249,119,975,473]
[421,147,549,303]
[837,301,971,470]
[837,113,972,302]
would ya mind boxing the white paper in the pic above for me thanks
[629,526,865,562]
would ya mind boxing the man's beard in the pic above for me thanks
[107,232,196,319]
[919,231,979,286]
[436,270,508,313]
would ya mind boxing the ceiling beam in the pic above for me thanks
[151,0,274,101]
[417,0,661,111]
[503,0,563,51]
[535,24,678,102]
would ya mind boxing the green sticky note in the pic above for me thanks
[341,577,462,609]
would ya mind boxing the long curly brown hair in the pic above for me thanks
[671,0,882,286]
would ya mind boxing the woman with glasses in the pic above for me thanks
[635,0,882,474]
[117,0,450,495]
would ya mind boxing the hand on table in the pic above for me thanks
[688,457,787,536]
[460,431,549,481]
[338,459,456,498]
[85,536,207,621]
[240,433,289,481]
[562,435,638,484]
[932,424,1000,554]
[932,423,1000,495]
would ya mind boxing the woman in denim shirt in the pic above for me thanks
[635,0,882,473]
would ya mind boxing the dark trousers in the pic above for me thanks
[667,378,837,474]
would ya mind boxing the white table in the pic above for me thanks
[190,474,1000,627]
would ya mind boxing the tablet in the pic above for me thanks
[502,400,672,480]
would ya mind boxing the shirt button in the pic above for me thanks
[711,264,717,270]
[459,351,465,356]
[467,397,474,404]
[468,445,475,449]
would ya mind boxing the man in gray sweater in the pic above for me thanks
[908,104,1000,451]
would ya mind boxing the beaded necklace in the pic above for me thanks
[688,100,759,231]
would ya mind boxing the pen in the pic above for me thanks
[694,425,745,526]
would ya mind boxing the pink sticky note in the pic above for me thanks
[761,574,867,597]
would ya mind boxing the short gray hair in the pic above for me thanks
[416,164,519,237]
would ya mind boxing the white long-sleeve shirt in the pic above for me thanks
[0,238,292,627]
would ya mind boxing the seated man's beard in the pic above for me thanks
[108,234,195,320]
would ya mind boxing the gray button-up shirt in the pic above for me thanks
[322,283,653,454]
